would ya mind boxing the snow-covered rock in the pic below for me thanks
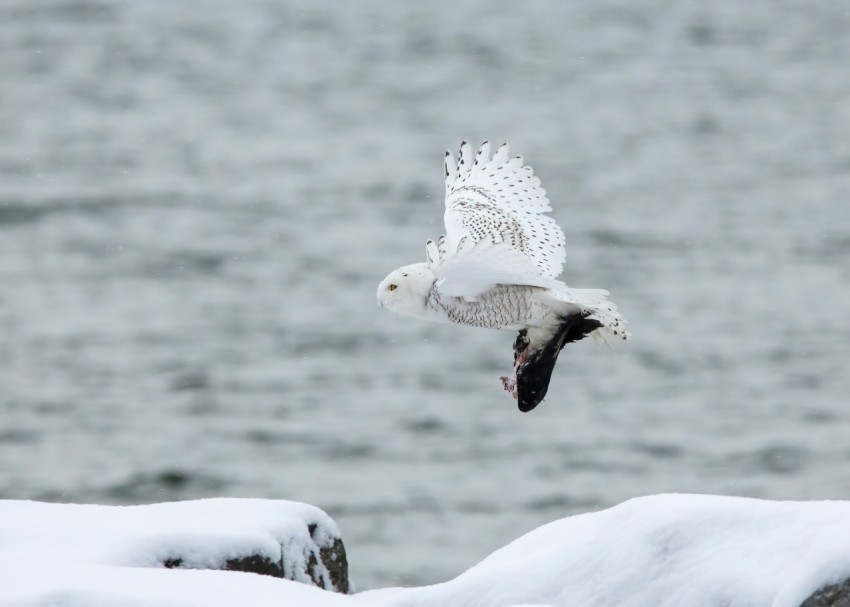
[360,494,850,607]
[5,494,850,606]
[0,498,349,594]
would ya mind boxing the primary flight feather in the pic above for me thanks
[377,140,629,412]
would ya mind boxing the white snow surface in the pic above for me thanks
[362,494,850,607]
[4,494,850,607]
[3,564,353,607]
[0,497,339,571]
[0,497,345,604]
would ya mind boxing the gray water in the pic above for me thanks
[2,0,850,590]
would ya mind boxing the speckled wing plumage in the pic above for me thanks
[442,141,566,278]
[425,141,568,300]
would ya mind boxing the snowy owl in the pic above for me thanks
[377,141,629,412]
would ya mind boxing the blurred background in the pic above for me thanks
[1,0,849,590]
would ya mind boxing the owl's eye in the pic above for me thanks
[388,284,398,291]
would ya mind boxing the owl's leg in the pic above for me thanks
[512,329,530,361]
[500,329,534,399]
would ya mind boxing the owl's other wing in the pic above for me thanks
[429,239,564,301]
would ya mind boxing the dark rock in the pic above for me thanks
[310,524,350,594]
[160,518,350,593]
[801,580,850,607]
[224,553,284,578]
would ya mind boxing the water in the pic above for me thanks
[1,0,849,590]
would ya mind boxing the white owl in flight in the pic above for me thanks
[377,141,629,412]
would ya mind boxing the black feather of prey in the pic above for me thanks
[515,313,603,412]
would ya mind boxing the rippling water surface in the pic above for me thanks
[2,0,849,589]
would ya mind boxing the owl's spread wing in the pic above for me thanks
[425,141,567,300]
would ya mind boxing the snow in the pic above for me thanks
[4,495,850,606]
[2,564,353,607]
[0,498,338,571]
[0,497,346,602]
[363,494,850,607]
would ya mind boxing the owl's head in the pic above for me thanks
[376,263,436,318]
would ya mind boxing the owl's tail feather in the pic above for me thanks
[543,287,630,347]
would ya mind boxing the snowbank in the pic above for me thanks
[2,563,354,607]
[4,495,850,606]
[0,498,349,594]
[362,494,850,607]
